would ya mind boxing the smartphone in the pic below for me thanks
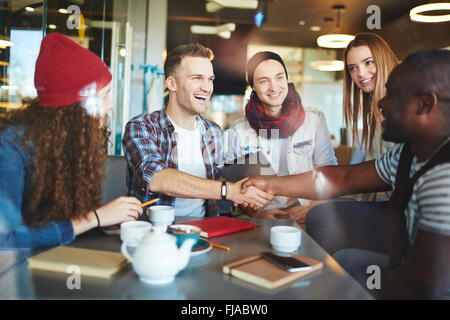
[260,252,312,273]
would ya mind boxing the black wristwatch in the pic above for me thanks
[221,181,227,200]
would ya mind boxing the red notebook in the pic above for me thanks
[179,217,256,238]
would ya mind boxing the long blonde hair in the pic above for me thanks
[343,33,399,153]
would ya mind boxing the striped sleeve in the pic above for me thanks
[375,143,404,187]
[416,163,450,235]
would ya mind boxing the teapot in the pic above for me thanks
[121,227,196,285]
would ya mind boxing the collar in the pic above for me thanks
[159,107,208,135]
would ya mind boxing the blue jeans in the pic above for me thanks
[306,200,389,287]
[306,200,388,255]
[333,248,389,286]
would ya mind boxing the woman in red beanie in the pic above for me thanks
[0,33,142,248]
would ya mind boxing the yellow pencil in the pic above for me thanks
[210,242,230,252]
[139,198,160,207]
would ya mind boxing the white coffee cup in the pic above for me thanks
[270,226,301,252]
[148,205,175,226]
[120,221,152,247]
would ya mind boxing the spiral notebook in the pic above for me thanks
[179,216,256,238]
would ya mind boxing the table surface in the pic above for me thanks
[0,217,373,300]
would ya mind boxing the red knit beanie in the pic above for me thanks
[34,32,112,107]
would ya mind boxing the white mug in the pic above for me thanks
[120,221,152,247]
[270,226,301,252]
[148,205,175,226]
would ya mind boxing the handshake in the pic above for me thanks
[226,177,274,210]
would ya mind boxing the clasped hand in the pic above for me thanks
[228,178,274,210]
[229,177,274,210]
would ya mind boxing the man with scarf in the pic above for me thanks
[225,51,337,222]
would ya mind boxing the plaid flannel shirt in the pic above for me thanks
[122,108,223,217]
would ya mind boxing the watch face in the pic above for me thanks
[221,182,227,198]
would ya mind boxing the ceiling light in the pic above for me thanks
[58,8,68,14]
[218,31,232,39]
[0,61,9,67]
[25,6,35,12]
[206,0,258,13]
[316,5,354,49]
[310,26,321,32]
[1,85,19,90]
[298,20,306,26]
[190,23,236,39]
[48,24,57,30]
[317,34,355,48]
[0,36,14,47]
[310,60,344,72]
[410,3,450,23]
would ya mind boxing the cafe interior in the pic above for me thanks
[0,0,449,302]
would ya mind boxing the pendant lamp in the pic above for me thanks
[317,5,354,49]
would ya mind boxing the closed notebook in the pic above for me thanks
[28,246,129,279]
[223,254,323,289]
[179,216,256,238]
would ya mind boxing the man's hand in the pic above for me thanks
[240,177,274,195]
[227,178,274,209]
[286,206,309,224]
[254,209,289,219]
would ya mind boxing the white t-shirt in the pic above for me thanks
[168,116,207,216]
[265,138,290,210]
[375,142,450,244]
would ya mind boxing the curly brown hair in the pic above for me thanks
[0,99,110,227]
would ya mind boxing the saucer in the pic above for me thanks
[101,228,120,236]
[190,238,212,257]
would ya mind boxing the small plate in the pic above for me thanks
[190,238,212,257]
[101,227,120,236]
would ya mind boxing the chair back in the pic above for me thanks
[102,155,127,204]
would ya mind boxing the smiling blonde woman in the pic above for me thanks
[343,33,399,160]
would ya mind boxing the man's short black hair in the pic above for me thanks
[402,49,450,102]
[401,49,450,120]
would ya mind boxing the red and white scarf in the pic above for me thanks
[245,83,305,138]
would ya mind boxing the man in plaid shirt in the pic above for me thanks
[122,43,273,217]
